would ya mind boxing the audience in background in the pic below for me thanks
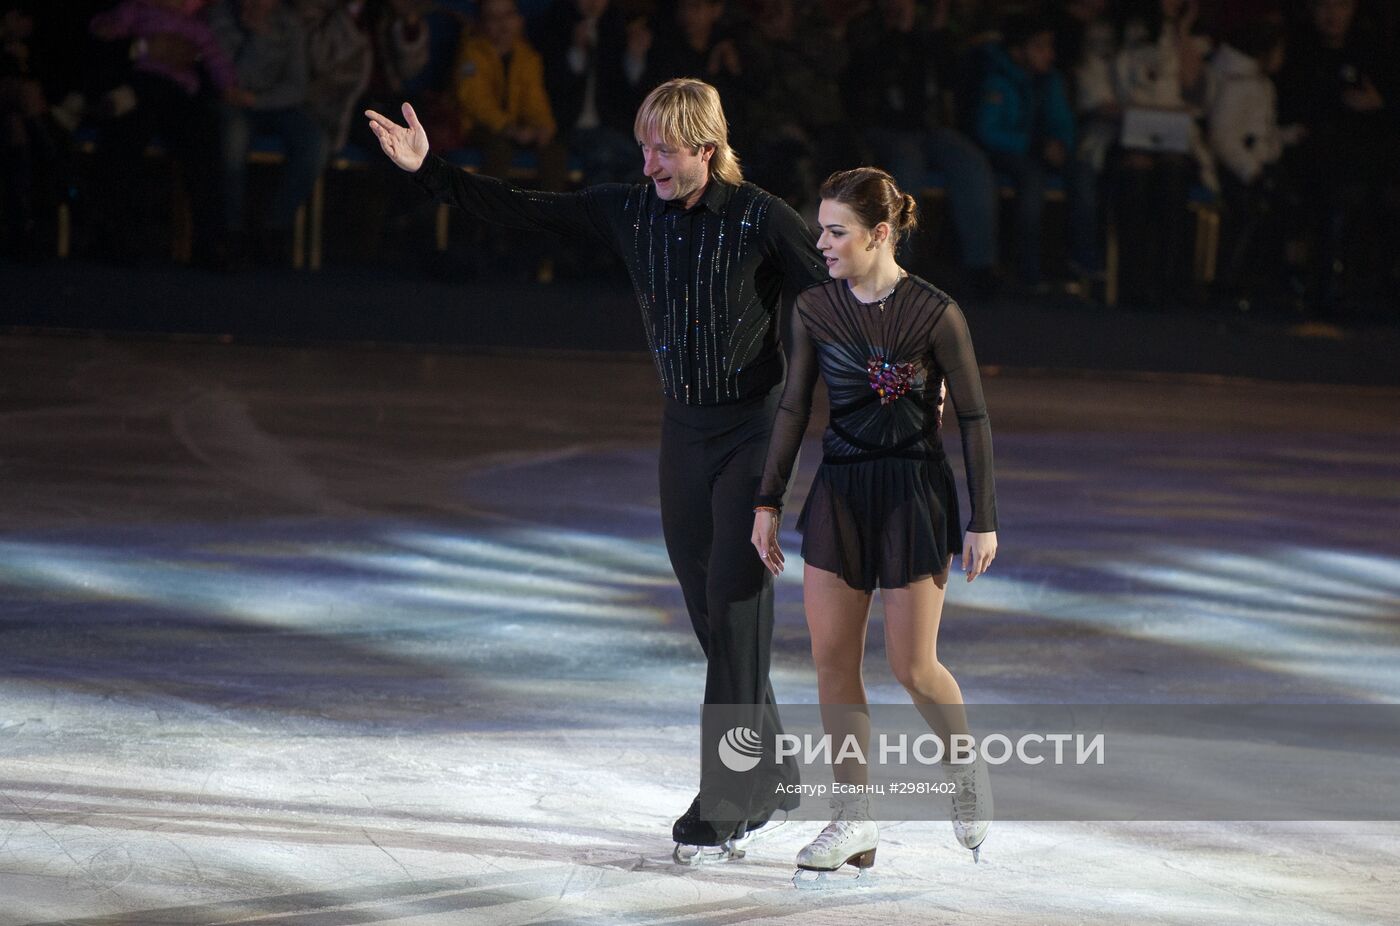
[736,0,862,211]
[846,0,999,294]
[1207,18,1300,299]
[298,0,429,153]
[210,0,324,265]
[1278,0,1399,313]
[974,12,1100,290]
[1,0,1394,316]
[453,0,565,190]
[1110,0,1215,307]
[88,0,238,264]
[630,0,746,144]
[296,0,429,261]
[534,0,638,183]
[1056,0,1120,177]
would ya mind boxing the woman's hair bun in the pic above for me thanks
[899,192,919,232]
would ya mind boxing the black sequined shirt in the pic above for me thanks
[413,154,827,405]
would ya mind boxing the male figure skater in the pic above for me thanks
[366,78,825,857]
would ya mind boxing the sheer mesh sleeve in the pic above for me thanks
[930,301,998,533]
[755,299,819,510]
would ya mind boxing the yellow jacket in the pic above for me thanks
[453,34,556,137]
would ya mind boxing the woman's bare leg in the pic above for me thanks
[884,560,993,855]
[804,563,874,786]
[881,560,972,749]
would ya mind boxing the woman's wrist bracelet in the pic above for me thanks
[754,505,780,515]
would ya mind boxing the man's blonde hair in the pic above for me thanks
[634,78,743,185]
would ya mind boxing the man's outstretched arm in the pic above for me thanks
[366,102,616,242]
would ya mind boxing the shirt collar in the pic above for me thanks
[650,178,736,217]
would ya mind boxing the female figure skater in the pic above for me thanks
[751,167,998,883]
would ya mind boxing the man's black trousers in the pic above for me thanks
[658,386,799,817]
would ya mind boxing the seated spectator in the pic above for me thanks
[1054,0,1121,177]
[88,0,239,264]
[1209,25,1290,188]
[92,0,238,99]
[298,0,430,153]
[846,0,999,293]
[534,0,640,184]
[209,0,326,265]
[1110,0,1215,307]
[297,0,428,262]
[1207,19,1302,298]
[453,0,566,191]
[1278,0,1399,314]
[974,12,1100,289]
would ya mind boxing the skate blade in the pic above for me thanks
[672,842,745,866]
[734,810,789,847]
[959,833,986,864]
[792,867,875,891]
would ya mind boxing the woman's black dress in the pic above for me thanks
[756,275,998,592]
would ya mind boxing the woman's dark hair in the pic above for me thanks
[819,167,919,246]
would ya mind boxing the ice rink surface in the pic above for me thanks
[1,335,1397,924]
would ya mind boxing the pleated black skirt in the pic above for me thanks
[796,454,962,592]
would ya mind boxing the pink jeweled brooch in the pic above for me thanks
[867,358,916,405]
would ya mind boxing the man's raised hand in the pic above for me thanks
[365,102,429,173]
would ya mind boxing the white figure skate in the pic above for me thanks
[792,795,878,890]
[945,755,993,862]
